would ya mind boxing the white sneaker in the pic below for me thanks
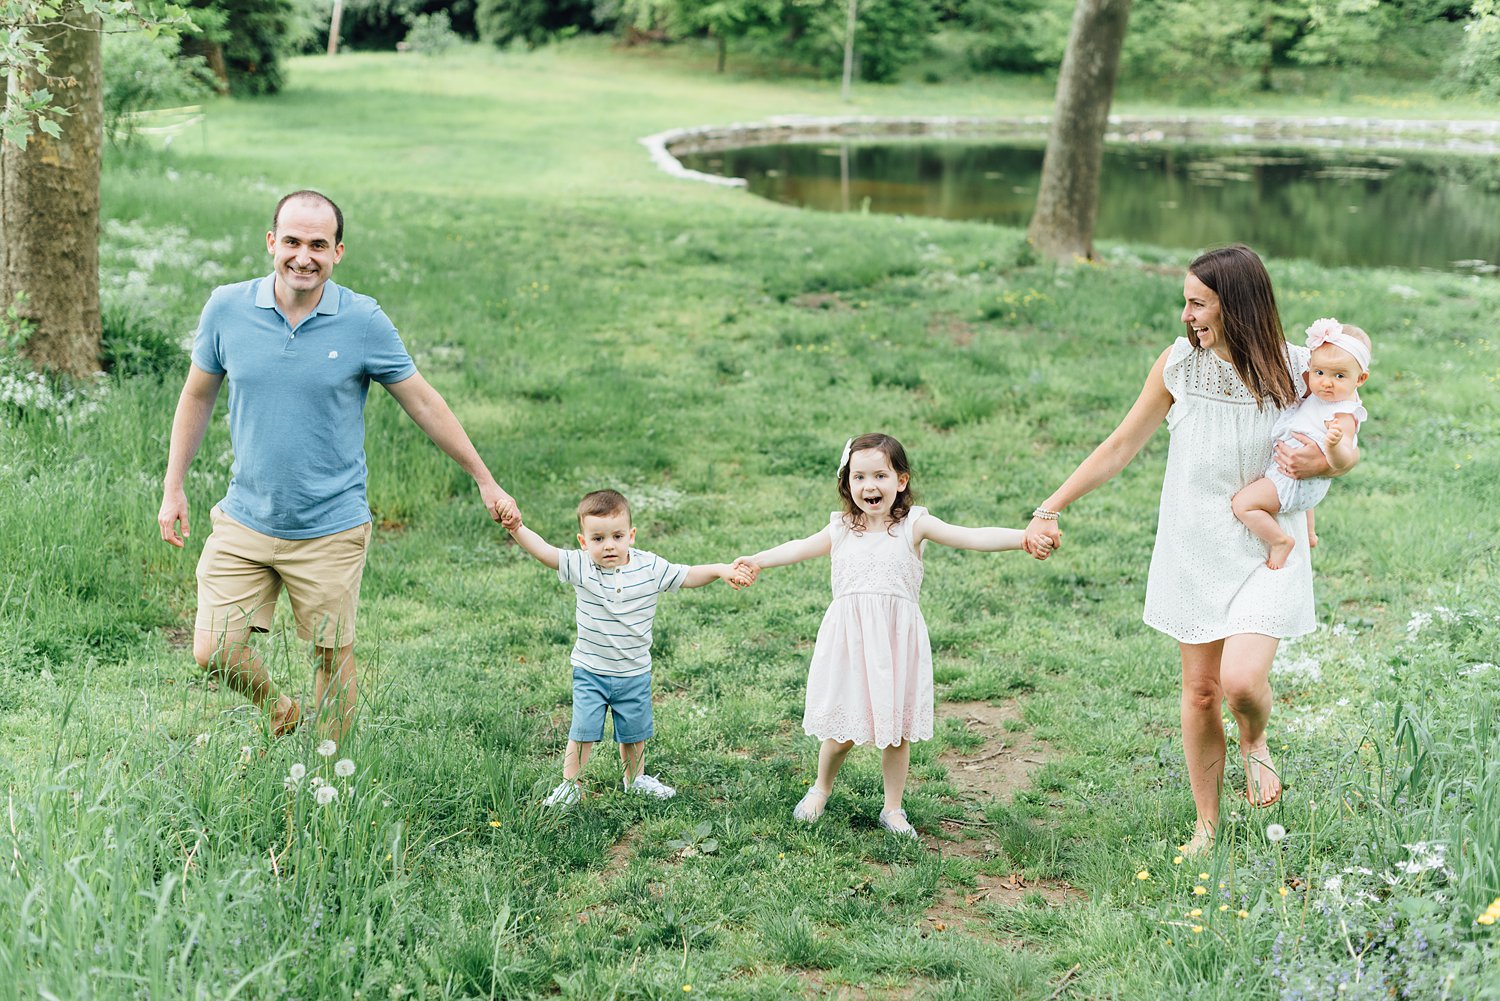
[543,780,581,808]
[625,773,676,799]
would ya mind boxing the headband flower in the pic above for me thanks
[1305,317,1343,349]
[836,437,853,480]
[1304,316,1371,373]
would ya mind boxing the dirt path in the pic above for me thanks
[922,699,1084,934]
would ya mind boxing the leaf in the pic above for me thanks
[692,820,712,839]
[37,119,61,138]
[699,839,718,854]
[664,839,687,851]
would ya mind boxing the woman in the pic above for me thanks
[1024,245,1353,853]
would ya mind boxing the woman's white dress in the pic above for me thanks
[1142,338,1317,644]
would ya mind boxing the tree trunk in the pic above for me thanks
[1026,0,1131,263]
[716,32,726,74]
[0,2,103,377]
[182,36,231,94]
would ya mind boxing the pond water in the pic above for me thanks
[676,140,1500,273]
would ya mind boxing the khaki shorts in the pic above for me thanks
[195,506,371,647]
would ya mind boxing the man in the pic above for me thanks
[157,190,515,738]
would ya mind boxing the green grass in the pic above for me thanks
[2,39,1498,999]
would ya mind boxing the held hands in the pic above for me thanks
[1022,518,1061,561]
[728,557,761,590]
[480,482,519,527]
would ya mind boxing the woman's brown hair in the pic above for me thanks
[837,432,914,534]
[1187,245,1299,409]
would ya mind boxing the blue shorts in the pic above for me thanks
[568,667,654,744]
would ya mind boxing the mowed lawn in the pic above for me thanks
[1,41,1497,1000]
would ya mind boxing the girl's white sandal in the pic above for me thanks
[793,786,830,823]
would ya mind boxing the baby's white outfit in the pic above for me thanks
[1265,395,1368,513]
[1144,338,1316,644]
[802,507,933,748]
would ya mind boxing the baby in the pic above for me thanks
[1232,317,1370,569]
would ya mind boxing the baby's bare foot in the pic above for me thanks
[1266,537,1295,570]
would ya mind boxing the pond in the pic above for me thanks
[675,140,1500,273]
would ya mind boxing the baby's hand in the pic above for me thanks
[1323,420,1343,448]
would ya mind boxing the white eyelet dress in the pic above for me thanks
[802,506,934,748]
[1142,338,1317,644]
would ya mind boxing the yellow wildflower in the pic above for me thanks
[1137,870,1151,881]
[1189,909,1202,917]
[1191,925,1203,934]
[1237,909,1249,919]
[1219,904,1230,912]
[1193,885,1207,896]
[1172,856,1183,865]
[1278,886,1290,898]
[1199,872,1210,880]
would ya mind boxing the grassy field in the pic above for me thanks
[2,40,1498,999]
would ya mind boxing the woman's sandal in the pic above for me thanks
[793,786,830,823]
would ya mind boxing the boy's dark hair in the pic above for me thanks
[273,190,345,244]
[577,489,631,527]
[837,432,914,534]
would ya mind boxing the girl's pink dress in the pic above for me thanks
[803,506,934,748]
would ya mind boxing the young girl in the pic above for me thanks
[1231,318,1371,570]
[734,432,1035,839]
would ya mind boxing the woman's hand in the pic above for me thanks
[1274,434,1332,479]
[1023,518,1061,561]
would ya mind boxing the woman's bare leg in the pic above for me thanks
[1180,640,1227,851]
[1221,632,1282,807]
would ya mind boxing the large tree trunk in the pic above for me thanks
[1026,0,1131,263]
[0,2,103,377]
[182,36,231,94]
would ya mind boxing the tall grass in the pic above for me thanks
[0,40,1496,998]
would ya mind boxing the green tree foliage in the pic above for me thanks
[102,29,217,144]
[475,0,600,46]
[1455,0,1500,95]
[182,0,298,95]
[305,0,478,51]
[955,0,1071,73]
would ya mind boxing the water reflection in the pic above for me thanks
[677,141,1500,273]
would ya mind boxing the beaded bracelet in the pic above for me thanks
[1031,507,1060,520]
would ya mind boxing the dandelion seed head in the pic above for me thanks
[334,758,355,778]
[1266,823,1287,842]
[289,763,306,781]
[316,739,337,757]
[315,785,338,806]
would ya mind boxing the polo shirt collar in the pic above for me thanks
[255,274,343,315]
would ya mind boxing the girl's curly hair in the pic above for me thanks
[837,432,913,535]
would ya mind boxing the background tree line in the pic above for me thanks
[121,0,1500,98]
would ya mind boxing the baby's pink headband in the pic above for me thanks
[1305,318,1370,373]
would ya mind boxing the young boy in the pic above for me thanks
[502,489,751,806]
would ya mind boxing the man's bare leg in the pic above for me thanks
[313,643,356,740]
[193,628,300,735]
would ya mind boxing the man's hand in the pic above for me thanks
[158,488,191,548]
[480,481,518,526]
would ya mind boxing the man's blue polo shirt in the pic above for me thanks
[191,275,416,540]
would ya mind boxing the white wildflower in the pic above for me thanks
[1324,876,1343,893]
[1266,823,1287,843]
[289,763,306,782]
[194,732,210,747]
[316,739,337,758]
[334,758,355,778]
[315,785,338,806]
[1406,610,1433,636]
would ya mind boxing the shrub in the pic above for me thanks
[102,30,217,147]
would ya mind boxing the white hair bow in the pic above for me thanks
[836,437,853,480]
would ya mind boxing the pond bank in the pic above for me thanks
[642,112,1500,187]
